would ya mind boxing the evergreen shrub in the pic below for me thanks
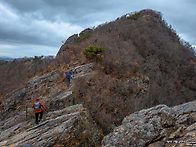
[127,12,140,20]
[83,46,104,59]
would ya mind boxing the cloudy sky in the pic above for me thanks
[0,0,195,58]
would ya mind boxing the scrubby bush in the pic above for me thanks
[127,12,140,20]
[83,46,104,59]
[0,55,54,97]
[33,55,43,61]
[0,61,8,65]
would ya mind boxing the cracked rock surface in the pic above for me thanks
[101,101,196,147]
[0,104,102,147]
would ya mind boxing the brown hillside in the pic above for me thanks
[57,9,196,134]
[0,9,196,135]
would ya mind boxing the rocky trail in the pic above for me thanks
[0,62,196,147]
[0,104,101,147]
[0,62,102,147]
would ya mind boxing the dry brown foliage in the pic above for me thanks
[0,9,196,135]
[71,9,196,134]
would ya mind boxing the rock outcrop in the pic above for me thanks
[0,104,102,147]
[0,62,95,122]
[0,62,100,147]
[70,62,95,75]
[0,71,60,119]
[101,100,196,147]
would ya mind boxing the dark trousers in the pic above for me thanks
[35,111,43,124]
[67,78,71,87]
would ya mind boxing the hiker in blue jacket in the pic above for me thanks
[65,71,72,87]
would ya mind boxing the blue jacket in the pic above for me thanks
[66,74,72,79]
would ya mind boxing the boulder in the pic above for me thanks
[48,91,74,111]
[70,62,95,75]
[101,100,196,147]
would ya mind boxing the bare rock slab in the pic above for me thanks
[101,100,196,147]
[0,104,102,147]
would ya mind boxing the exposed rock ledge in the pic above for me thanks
[1,96,196,146]
[0,104,102,147]
[101,101,196,147]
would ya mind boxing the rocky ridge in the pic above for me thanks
[0,62,100,147]
[0,62,196,147]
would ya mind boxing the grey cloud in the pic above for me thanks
[0,2,82,47]
[1,0,45,12]
[0,0,195,58]
[162,2,196,46]
[2,0,134,27]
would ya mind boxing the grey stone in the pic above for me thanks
[70,62,95,75]
[101,101,196,147]
[0,104,102,147]
[23,144,32,147]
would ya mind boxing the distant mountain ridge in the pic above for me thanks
[0,56,14,61]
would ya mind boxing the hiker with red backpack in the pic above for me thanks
[32,98,47,125]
